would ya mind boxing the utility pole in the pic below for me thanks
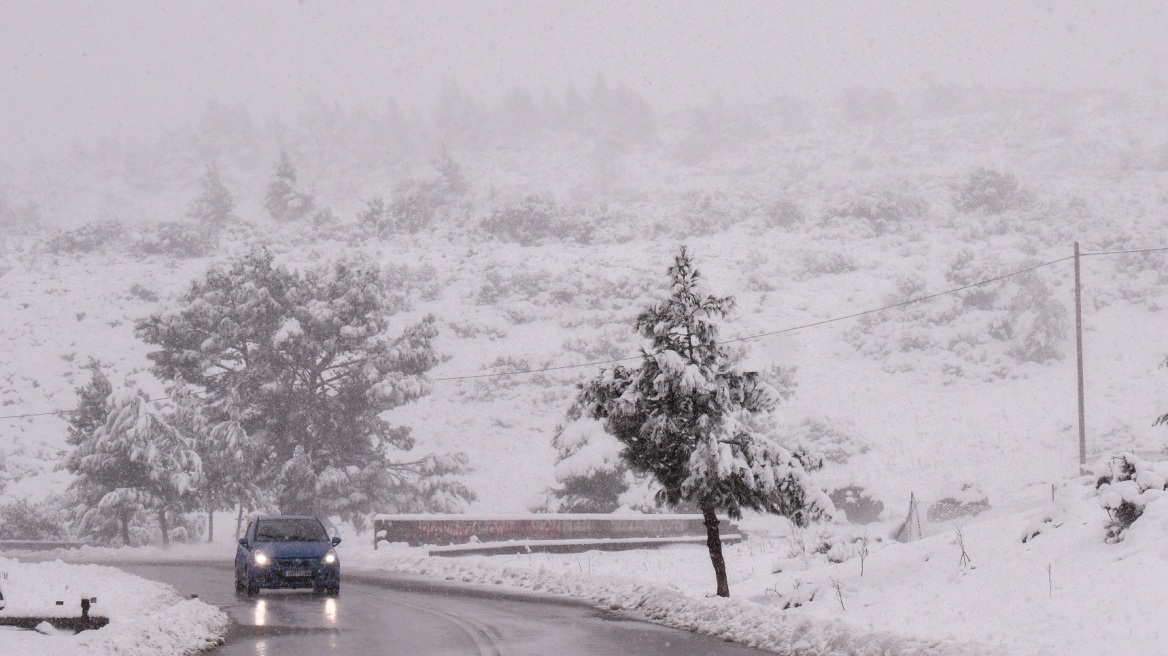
[1074,242,1086,474]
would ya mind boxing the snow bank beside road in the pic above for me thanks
[0,558,228,656]
[354,475,1168,656]
[357,548,999,656]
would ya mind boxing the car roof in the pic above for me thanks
[254,515,321,521]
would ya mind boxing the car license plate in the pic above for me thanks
[284,569,313,578]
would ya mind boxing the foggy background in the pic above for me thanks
[3,0,1167,158]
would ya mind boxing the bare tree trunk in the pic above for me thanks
[120,514,131,547]
[158,507,170,548]
[701,503,729,598]
[235,504,245,539]
[207,507,214,544]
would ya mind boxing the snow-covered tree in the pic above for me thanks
[541,416,663,513]
[543,418,629,512]
[136,247,474,527]
[67,359,112,447]
[65,390,201,547]
[577,246,831,597]
[186,164,235,230]
[168,386,265,542]
[263,151,315,221]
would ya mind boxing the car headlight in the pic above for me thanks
[323,549,337,565]
[254,551,270,566]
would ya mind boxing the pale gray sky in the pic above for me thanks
[2,1,1166,156]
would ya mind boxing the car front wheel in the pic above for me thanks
[244,568,259,596]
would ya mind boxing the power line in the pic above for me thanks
[434,254,1075,379]
[1081,246,1168,258]
[720,255,1074,345]
[431,355,643,382]
[3,246,1163,419]
[0,394,178,421]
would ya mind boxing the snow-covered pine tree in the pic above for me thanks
[66,390,201,547]
[263,151,314,221]
[543,418,630,513]
[136,247,475,528]
[67,359,112,447]
[168,386,265,542]
[187,164,235,230]
[61,362,133,544]
[577,246,831,597]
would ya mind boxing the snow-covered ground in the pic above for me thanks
[2,468,1163,656]
[0,557,227,655]
[344,473,1168,656]
[2,88,1168,655]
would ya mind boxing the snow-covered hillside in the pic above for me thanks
[2,87,1167,526]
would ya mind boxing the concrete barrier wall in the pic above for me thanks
[372,514,736,548]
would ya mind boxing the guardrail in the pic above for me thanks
[372,513,737,551]
[0,540,85,552]
[427,534,742,557]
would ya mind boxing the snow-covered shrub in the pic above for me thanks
[358,197,391,235]
[946,252,1067,364]
[796,419,868,465]
[1021,505,1064,543]
[759,364,798,403]
[0,498,66,540]
[134,221,217,258]
[945,249,1001,310]
[360,176,458,237]
[382,262,442,306]
[824,188,927,234]
[1003,271,1068,364]
[800,250,856,278]
[676,191,747,235]
[954,168,1023,215]
[851,250,1067,368]
[562,329,633,363]
[762,199,805,229]
[1095,453,1168,542]
[156,511,205,545]
[477,266,548,305]
[541,419,630,513]
[829,486,884,524]
[310,207,337,229]
[264,151,316,222]
[128,283,160,303]
[44,220,125,254]
[763,577,819,610]
[481,195,592,245]
[389,179,444,233]
[819,536,852,564]
[926,485,990,523]
[581,270,658,307]
[186,165,235,230]
[1113,248,1168,287]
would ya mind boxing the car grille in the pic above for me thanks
[276,557,320,569]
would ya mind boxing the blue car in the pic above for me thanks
[235,515,341,596]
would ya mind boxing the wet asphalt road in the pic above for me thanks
[114,561,769,656]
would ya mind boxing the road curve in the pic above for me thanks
[114,561,769,656]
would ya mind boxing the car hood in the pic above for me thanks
[253,541,333,559]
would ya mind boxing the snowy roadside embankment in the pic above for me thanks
[0,558,228,656]
[347,472,1168,656]
[351,547,1000,656]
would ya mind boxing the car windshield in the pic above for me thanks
[255,519,329,542]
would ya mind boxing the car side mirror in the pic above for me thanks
[239,538,249,547]
[331,536,342,546]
